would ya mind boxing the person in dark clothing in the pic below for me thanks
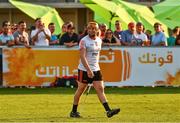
[60,24,78,47]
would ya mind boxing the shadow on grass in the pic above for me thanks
[0,87,180,95]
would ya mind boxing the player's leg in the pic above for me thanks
[93,70,120,118]
[93,81,120,118]
[93,80,107,103]
[70,81,87,118]
[93,80,110,110]
[92,71,109,107]
[70,70,88,118]
[73,81,87,105]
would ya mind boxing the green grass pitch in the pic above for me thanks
[0,87,180,122]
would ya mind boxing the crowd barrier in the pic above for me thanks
[0,46,180,87]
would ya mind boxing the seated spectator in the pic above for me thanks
[135,22,148,46]
[121,22,137,46]
[60,24,78,47]
[151,22,167,46]
[31,18,51,46]
[167,26,179,46]
[48,22,59,45]
[13,21,30,48]
[114,20,123,40]
[102,29,121,46]
[0,21,14,46]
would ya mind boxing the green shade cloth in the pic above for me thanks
[9,0,64,34]
[96,0,168,35]
[81,0,168,35]
[80,0,134,30]
[152,0,180,29]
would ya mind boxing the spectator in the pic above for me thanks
[48,22,59,45]
[60,24,78,47]
[31,18,51,46]
[28,25,35,45]
[11,23,18,34]
[0,21,14,46]
[66,21,74,28]
[99,23,107,39]
[114,20,123,40]
[58,21,73,40]
[121,22,137,46]
[145,29,152,41]
[135,22,148,46]
[78,24,88,42]
[57,23,67,39]
[13,21,30,48]
[102,29,121,46]
[167,26,180,46]
[151,22,167,46]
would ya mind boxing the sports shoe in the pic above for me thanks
[107,108,120,118]
[70,111,81,118]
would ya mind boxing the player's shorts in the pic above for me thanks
[78,69,103,84]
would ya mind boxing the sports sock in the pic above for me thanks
[72,104,78,113]
[103,102,111,112]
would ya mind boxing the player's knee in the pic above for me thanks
[78,86,86,92]
[95,86,104,93]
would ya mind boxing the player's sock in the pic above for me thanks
[103,102,111,112]
[72,104,78,113]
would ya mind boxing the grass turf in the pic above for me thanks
[0,87,180,122]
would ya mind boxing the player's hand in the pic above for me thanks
[87,70,94,78]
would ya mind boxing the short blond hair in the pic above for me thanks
[87,22,99,29]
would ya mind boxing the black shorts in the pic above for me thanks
[78,69,103,84]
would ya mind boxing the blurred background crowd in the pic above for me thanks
[0,0,179,47]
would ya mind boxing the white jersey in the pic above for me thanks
[78,35,102,71]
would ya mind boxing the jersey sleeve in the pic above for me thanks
[79,40,86,50]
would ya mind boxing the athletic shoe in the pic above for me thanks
[70,111,81,118]
[107,108,120,118]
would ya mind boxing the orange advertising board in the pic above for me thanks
[3,47,180,87]
[3,48,131,86]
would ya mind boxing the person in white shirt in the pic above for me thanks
[31,18,51,46]
[70,22,120,118]
[135,22,148,46]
